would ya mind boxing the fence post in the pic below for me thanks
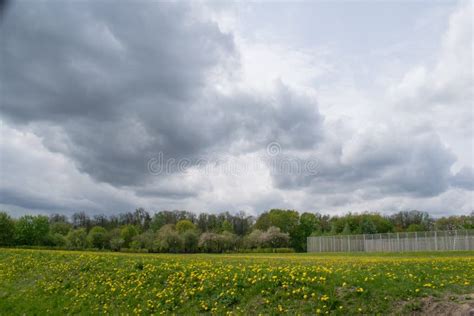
[466,230,469,251]
[377,234,383,251]
[454,230,458,250]
[391,234,393,252]
[434,231,438,251]
[415,231,418,251]
[396,232,400,252]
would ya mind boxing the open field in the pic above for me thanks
[0,249,473,315]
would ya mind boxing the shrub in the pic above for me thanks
[182,229,199,253]
[220,231,238,252]
[129,240,142,250]
[50,221,72,235]
[120,225,139,248]
[155,225,183,253]
[87,226,109,249]
[198,232,220,253]
[44,233,67,247]
[132,230,156,251]
[176,220,196,233]
[109,237,124,251]
[243,229,264,249]
[260,226,289,248]
[66,228,88,249]
[119,247,148,253]
[198,232,237,253]
[235,247,295,253]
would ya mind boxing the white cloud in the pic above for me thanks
[0,122,140,215]
[388,2,473,170]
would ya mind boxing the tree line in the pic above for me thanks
[0,209,472,253]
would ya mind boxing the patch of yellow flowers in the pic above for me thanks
[0,249,473,315]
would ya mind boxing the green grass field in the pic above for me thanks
[0,249,473,315]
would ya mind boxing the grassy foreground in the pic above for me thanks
[0,249,473,315]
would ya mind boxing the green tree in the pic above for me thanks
[361,213,393,233]
[0,212,15,246]
[342,222,352,235]
[87,226,109,249]
[254,213,272,231]
[291,212,320,251]
[15,215,49,245]
[133,208,151,231]
[176,220,196,233]
[198,232,221,253]
[155,225,183,253]
[243,229,264,249]
[232,211,253,236]
[132,230,156,251]
[255,209,299,248]
[390,210,433,232]
[182,229,199,253]
[120,225,139,248]
[268,209,299,233]
[107,228,124,251]
[66,228,88,249]
[261,226,289,248]
[329,223,338,235]
[150,211,182,231]
[360,218,377,234]
[50,221,72,235]
[221,220,233,233]
[407,223,425,232]
[46,233,67,247]
[220,231,237,252]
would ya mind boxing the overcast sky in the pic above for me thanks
[0,0,472,217]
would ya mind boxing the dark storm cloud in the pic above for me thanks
[0,0,235,185]
[1,1,234,123]
[0,0,9,20]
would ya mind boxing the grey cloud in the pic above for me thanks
[0,187,66,211]
[0,122,139,214]
[272,128,457,199]
[0,1,324,189]
[1,1,235,186]
[135,188,198,200]
[1,1,234,123]
[451,167,474,190]
[346,131,455,197]
[207,82,324,153]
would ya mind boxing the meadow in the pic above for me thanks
[0,249,473,315]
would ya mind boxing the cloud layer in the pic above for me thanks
[0,1,472,216]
